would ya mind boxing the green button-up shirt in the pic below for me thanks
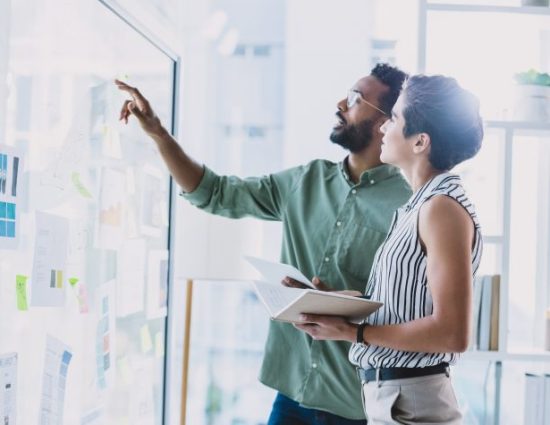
[181,158,411,419]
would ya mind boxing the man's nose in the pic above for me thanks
[337,98,347,112]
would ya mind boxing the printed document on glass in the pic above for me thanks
[0,352,17,424]
[252,281,382,324]
[245,256,315,288]
[39,335,73,425]
[31,212,69,307]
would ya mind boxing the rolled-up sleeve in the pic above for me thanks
[179,165,304,221]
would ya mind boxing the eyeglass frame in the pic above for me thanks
[347,90,388,116]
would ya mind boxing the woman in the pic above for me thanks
[295,75,483,424]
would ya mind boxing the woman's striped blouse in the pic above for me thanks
[349,173,483,369]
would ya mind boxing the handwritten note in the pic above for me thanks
[15,275,28,311]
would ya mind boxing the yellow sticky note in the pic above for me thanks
[155,332,164,358]
[16,275,28,311]
[140,325,153,353]
[56,270,63,288]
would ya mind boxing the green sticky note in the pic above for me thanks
[71,172,93,199]
[68,277,79,287]
[16,275,28,311]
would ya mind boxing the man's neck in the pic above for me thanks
[347,152,384,184]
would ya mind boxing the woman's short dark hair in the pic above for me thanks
[402,75,483,171]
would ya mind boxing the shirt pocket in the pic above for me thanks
[337,225,387,290]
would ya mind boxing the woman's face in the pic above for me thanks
[379,93,416,167]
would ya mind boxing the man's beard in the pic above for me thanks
[330,118,377,153]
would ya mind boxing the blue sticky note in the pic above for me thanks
[62,350,72,364]
[6,221,15,237]
[6,203,15,219]
[0,202,6,219]
[0,220,6,237]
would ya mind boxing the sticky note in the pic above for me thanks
[78,284,89,314]
[140,325,153,353]
[71,172,93,199]
[56,270,63,288]
[155,332,164,358]
[16,275,28,311]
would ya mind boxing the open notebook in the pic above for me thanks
[252,281,382,324]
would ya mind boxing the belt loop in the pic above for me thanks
[356,367,364,384]
[376,367,381,388]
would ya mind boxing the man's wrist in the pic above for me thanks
[148,120,169,139]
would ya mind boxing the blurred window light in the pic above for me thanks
[202,10,228,41]
[426,11,550,120]
[217,28,240,56]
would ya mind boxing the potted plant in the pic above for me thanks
[513,69,550,122]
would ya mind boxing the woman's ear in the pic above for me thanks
[413,133,431,154]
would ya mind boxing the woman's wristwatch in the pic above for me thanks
[356,322,368,344]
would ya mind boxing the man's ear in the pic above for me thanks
[413,133,431,154]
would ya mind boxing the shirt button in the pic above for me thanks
[324,257,329,262]
[336,221,342,227]
[312,363,318,369]
[351,189,357,194]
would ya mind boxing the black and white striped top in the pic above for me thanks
[349,173,483,369]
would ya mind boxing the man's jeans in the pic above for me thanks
[267,393,367,425]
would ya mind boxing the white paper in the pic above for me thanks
[146,250,169,319]
[101,125,122,159]
[0,145,24,250]
[245,256,315,288]
[252,280,304,315]
[96,280,116,390]
[39,336,73,425]
[128,364,155,425]
[31,212,69,307]
[96,168,125,250]
[0,352,17,424]
[80,407,104,425]
[140,165,166,237]
[116,238,146,317]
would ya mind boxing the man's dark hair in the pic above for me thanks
[370,63,408,115]
[402,75,483,171]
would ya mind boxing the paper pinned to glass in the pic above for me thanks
[0,352,17,424]
[244,256,316,289]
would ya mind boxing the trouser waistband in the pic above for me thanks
[357,362,450,383]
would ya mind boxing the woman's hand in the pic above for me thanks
[282,276,333,291]
[294,314,357,342]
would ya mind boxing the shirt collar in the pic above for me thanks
[403,172,457,212]
[339,156,402,187]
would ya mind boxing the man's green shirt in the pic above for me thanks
[181,158,411,419]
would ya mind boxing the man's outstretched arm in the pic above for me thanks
[116,79,203,193]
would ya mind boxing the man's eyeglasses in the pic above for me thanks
[347,90,388,116]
